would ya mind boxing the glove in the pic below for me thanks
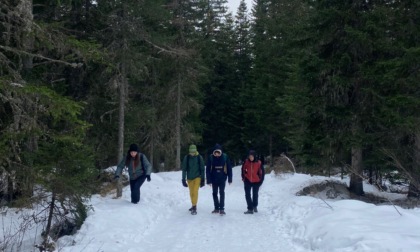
[114,175,119,180]
[200,179,205,188]
[146,175,151,182]
[182,179,188,187]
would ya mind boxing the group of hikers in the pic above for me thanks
[114,143,265,216]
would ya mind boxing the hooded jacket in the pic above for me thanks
[182,154,205,180]
[206,144,233,184]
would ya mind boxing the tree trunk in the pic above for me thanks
[175,74,182,170]
[349,146,364,195]
[117,74,125,163]
[43,191,56,247]
[150,131,155,171]
[118,4,128,161]
[407,133,420,198]
[269,134,273,168]
[18,0,34,73]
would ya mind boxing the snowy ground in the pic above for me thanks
[2,166,420,252]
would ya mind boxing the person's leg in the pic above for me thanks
[244,181,253,210]
[133,175,146,203]
[188,177,201,207]
[212,183,220,210]
[130,178,137,203]
[188,179,194,206]
[252,183,260,209]
[219,182,226,210]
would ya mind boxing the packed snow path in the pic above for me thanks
[56,167,420,252]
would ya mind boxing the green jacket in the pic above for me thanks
[181,154,205,180]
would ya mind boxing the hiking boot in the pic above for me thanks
[188,206,194,211]
[253,207,258,213]
[219,210,226,215]
[211,209,219,214]
[190,206,197,215]
[244,209,254,214]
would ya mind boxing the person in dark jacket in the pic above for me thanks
[115,144,152,204]
[242,150,265,214]
[181,144,205,215]
[206,144,232,215]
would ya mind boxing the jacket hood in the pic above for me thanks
[248,150,256,157]
[213,144,223,155]
[247,150,258,162]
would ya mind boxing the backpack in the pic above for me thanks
[186,155,202,176]
[140,154,145,174]
[210,153,228,174]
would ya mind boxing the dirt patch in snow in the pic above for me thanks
[297,180,420,208]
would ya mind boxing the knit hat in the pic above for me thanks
[189,144,198,154]
[129,143,139,152]
[248,150,256,157]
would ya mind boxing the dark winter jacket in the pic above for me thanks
[115,153,152,180]
[241,158,265,184]
[182,154,205,181]
[206,144,233,184]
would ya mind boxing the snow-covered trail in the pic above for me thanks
[140,168,306,252]
[57,167,311,252]
[56,167,420,252]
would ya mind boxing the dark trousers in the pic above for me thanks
[212,182,226,210]
[130,175,146,203]
[244,180,260,210]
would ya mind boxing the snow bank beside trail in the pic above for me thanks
[302,201,420,252]
[270,173,420,252]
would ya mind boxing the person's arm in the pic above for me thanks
[260,162,265,184]
[206,156,212,184]
[181,155,187,180]
[227,156,233,184]
[241,162,245,181]
[180,155,188,187]
[200,155,205,181]
[115,158,125,177]
[142,154,152,175]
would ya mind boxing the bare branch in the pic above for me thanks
[381,148,420,193]
[143,39,190,57]
[0,45,83,68]
[280,153,296,173]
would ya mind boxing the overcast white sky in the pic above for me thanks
[227,0,253,14]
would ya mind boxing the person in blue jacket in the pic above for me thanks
[206,144,232,215]
[115,144,152,204]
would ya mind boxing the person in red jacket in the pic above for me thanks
[241,150,265,214]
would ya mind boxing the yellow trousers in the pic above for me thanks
[188,177,201,206]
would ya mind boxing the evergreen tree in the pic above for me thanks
[371,1,420,197]
[199,0,239,158]
[233,0,252,157]
[245,0,303,164]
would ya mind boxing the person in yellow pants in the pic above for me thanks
[182,144,205,215]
